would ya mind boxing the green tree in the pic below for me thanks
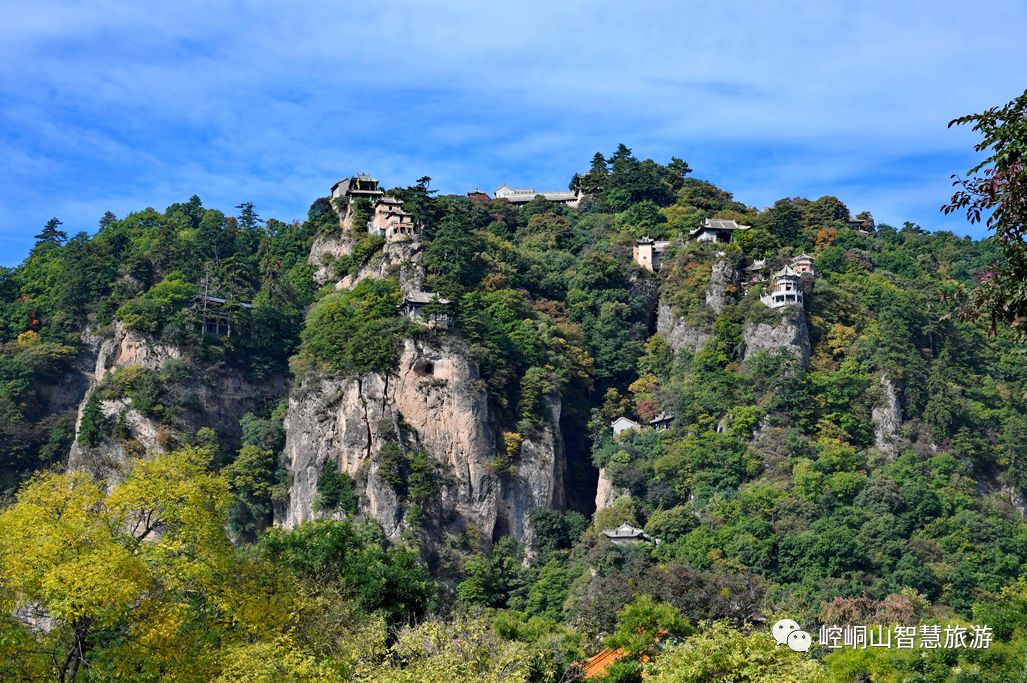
[76,392,105,447]
[236,202,260,230]
[98,211,117,229]
[225,444,276,540]
[943,88,1027,334]
[457,537,524,608]
[524,559,575,620]
[34,217,67,248]
[529,509,588,555]
[373,616,532,683]
[297,279,406,377]
[0,448,307,681]
[316,459,357,514]
[805,195,850,225]
[754,199,804,248]
[608,595,692,656]
[648,621,828,682]
[593,495,639,533]
[575,151,609,196]
[261,520,434,625]
[424,217,485,299]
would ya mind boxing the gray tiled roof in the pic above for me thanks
[692,218,752,233]
[405,291,451,305]
[602,522,651,540]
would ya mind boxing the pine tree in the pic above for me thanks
[236,202,260,230]
[34,217,67,247]
[577,151,609,196]
[77,393,105,447]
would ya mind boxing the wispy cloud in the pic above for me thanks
[1,0,1025,265]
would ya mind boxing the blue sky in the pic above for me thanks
[2,1,1026,266]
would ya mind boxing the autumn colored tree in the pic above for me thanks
[0,449,310,682]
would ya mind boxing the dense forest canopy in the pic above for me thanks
[0,143,1025,682]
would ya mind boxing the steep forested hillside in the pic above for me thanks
[1,147,1025,682]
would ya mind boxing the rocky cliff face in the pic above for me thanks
[279,338,565,547]
[705,254,741,314]
[67,323,181,474]
[336,239,427,293]
[655,253,742,352]
[308,232,354,285]
[871,373,902,455]
[656,302,710,353]
[68,323,283,477]
[1006,485,1027,520]
[741,308,811,369]
[594,467,627,511]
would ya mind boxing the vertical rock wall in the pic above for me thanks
[279,339,566,547]
[871,373,902,455]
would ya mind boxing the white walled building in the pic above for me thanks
[760,265,804,308]
[611,416,640,436]
[690,218,751,243]
[494,184,582,207]
[632,236,671,272]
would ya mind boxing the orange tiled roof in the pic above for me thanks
[581,647,627,679]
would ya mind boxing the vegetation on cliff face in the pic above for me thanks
[1,137,1026,681]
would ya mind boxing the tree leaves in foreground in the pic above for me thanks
[0,449,309,681]
[944,88,1027,334]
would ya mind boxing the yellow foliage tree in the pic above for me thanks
[0,448,315,682]
[364,616,532,683]
[647,620,828,683]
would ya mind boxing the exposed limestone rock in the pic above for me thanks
[656,302,710,353]
[1005,485,1027,520]
[279,338,565,547]
[705,254,742,314]
[68,323,176,472]
[594,467,626,511]
[336,239,427,293]
[749,423,792,479]
[68,323,284,477]
[655,253,741,351]
[742,308,810,369]
[500,398,566,542]
[308,232,354,285]
[871,373,902,455]
[92,322,181,385]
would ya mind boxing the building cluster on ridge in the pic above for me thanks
[331,174,452,328]
[491,184,583,207]
[329,172,823,324]
[631,218,752,273]
[757,254,815,309]
[331,174,420,244]
[628,215,816,310]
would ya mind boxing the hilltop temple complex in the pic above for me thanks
[370,196,418,242]
[330,174,421,242]
[331,173,384,205]
[493,184,582,207]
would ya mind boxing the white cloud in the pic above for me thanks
[1,0,1024,263]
